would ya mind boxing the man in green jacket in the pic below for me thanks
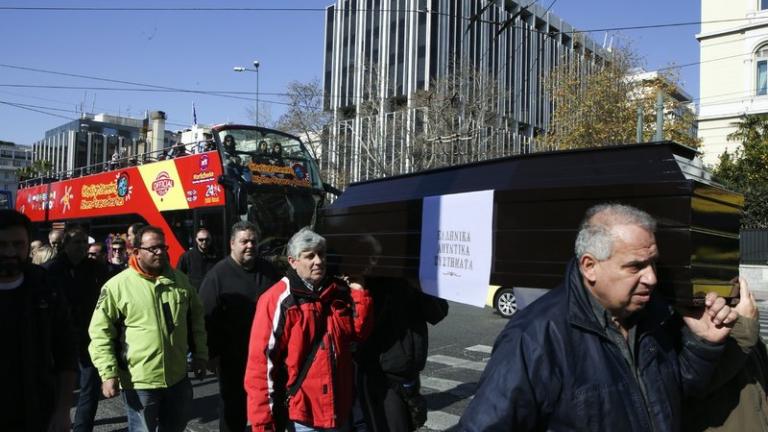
[89,225,208,432]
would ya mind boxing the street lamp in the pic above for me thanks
[233,60,260,125]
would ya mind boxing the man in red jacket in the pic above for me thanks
[245,227,374,432]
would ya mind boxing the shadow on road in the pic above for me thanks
[424,382,477,411]
[190,393,220,424]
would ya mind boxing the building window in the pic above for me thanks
[757,45,768,96]
[762,0,768,10]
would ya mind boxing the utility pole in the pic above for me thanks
[654,90,664,142]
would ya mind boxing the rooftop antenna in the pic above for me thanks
[91,93,96,114]
[80,91,87,116]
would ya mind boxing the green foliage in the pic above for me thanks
[17,160,52,180]
[713,114,768,228]
[542,42,700,150]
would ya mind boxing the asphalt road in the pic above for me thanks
[75,301,509,432]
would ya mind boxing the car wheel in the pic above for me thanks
[495,288,518,318]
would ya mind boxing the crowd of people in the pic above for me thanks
[1,203,767,432]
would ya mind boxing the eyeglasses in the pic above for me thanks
[112,248,125,252]
[196,238,210,242]
[137,245,169,255]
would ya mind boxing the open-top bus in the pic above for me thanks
[16,124,325,265]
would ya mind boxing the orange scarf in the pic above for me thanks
[129,255,159,280]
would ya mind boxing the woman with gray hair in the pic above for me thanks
[245,227,374,432]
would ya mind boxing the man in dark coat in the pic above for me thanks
[355,280,449,431]
[0,209,77,431]
[45,227,110,432]
[460,203,738,432]
[199,221,280,432]
[177,227,219,291]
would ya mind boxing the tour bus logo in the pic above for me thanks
[199,154,209,170]
[152,171,175,197]
[116,173,130,197]
[292,163,307,180]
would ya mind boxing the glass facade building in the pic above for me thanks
[32,113,176,176]
[0,141,32,207]
[322,0,605,187]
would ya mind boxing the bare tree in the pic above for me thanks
[275,79,330,159]
[324,62,505,190]
[411,63,502,169]
[246,103,273,129]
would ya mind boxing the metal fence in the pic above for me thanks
[742,229,768,265]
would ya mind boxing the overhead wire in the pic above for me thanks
[0,84,289,96]
[5,4,767,133]
[0,100,75,120]
[2,4,768,34]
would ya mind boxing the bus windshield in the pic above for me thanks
[215,126,323,191]
[247,189,320,256]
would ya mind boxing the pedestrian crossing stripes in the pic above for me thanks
[465,344,493,354]
[424,411,462,431]
[426,354,487,372]
[757,301,768,344]
[420,344,493,431]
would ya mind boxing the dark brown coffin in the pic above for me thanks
[319,142,743,305]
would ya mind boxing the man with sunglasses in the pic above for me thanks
[89,225,208,432]
[177,227,219,292]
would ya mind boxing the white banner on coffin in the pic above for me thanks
[419,190,493,307]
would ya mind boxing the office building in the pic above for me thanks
[322,0,605,187]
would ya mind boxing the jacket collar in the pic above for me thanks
[285,267,344,301]
[128,255,175,284]
[565,258,673,338]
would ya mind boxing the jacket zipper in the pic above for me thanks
[329,332,338,423]
[571,321,656,432]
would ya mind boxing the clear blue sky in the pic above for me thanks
[0,0,701,146]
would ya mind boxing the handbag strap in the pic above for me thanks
[287,302,328,399]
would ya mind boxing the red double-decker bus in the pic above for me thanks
[16,124,326,265]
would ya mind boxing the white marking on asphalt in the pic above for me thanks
[465,344,492,354]
[427,354,487,372]
[424,410,461,431]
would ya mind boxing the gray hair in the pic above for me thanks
[230,220,259,241]
[32,245,55,265]
[574,203,656,260]
[287,227,326,258]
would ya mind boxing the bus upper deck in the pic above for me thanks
[16,125,325,265]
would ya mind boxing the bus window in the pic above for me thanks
[160,209,195,251]
[194,207,227,256]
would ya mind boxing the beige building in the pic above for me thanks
[697,0,768,166]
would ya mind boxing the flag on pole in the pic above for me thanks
[192,102,198,125]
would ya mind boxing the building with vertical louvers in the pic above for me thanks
[322,0,605,188]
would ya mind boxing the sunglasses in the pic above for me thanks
[196,238,211,242]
